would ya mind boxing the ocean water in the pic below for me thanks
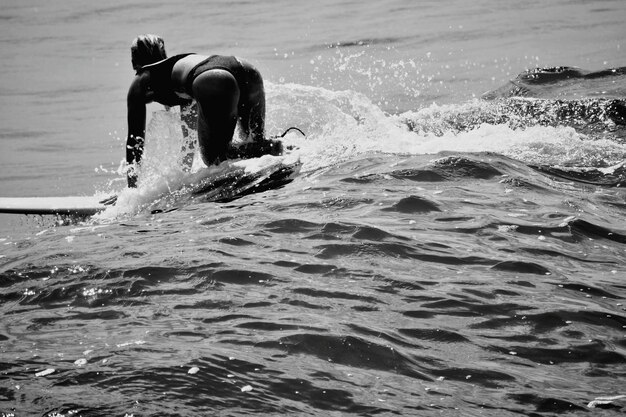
[1,1,626,416]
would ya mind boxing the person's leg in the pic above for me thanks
[237,65,265,142]
[192,69,240,165]
[232,64,284,158]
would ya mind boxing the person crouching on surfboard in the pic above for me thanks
[125,34,282,187]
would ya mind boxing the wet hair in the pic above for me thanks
[131,34,166,70]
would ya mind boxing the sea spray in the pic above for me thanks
[95,82,626,220]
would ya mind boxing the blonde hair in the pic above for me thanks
[131,34,166,69]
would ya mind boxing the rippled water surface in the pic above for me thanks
[3,152,625,416]
[1,1,626,416]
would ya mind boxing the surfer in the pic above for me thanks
[125,34,281,187]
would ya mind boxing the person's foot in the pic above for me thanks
[227,139,283,159]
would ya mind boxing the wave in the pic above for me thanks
[2,148,625,415]
[271,81,625,172]
[87,66,626,221]
[483,66,626,100]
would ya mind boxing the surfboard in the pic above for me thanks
[0,159,301,216]
[0,196,107,216]
[146,159,301,214]
[193,159,301,201]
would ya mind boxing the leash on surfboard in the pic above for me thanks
[270,127,305,153]
[271,126,306,139]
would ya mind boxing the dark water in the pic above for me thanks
[2,1,626,415]
[2,147,625,415]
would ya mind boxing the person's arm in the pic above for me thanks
[126,76,147,187]
[179,102,197,171]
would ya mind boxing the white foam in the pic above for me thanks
[395,99,626,166]
[268,84,626,169]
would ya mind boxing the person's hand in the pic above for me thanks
[127,172,138,188]
[227,139,283,159]
[266,139,283,155]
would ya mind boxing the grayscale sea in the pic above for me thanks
[0,1,625,415]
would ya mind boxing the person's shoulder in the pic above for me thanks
[127,72,149,102]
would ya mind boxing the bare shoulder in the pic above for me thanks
[127,72,149,103]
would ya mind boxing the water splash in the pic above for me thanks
[269,83,626,169]
[95,81,626,219]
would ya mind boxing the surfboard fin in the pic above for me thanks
[99,195,118,206]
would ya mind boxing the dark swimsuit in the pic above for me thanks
[184,55,248,97]
[137,53,194,107]
[139,54,248,105]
